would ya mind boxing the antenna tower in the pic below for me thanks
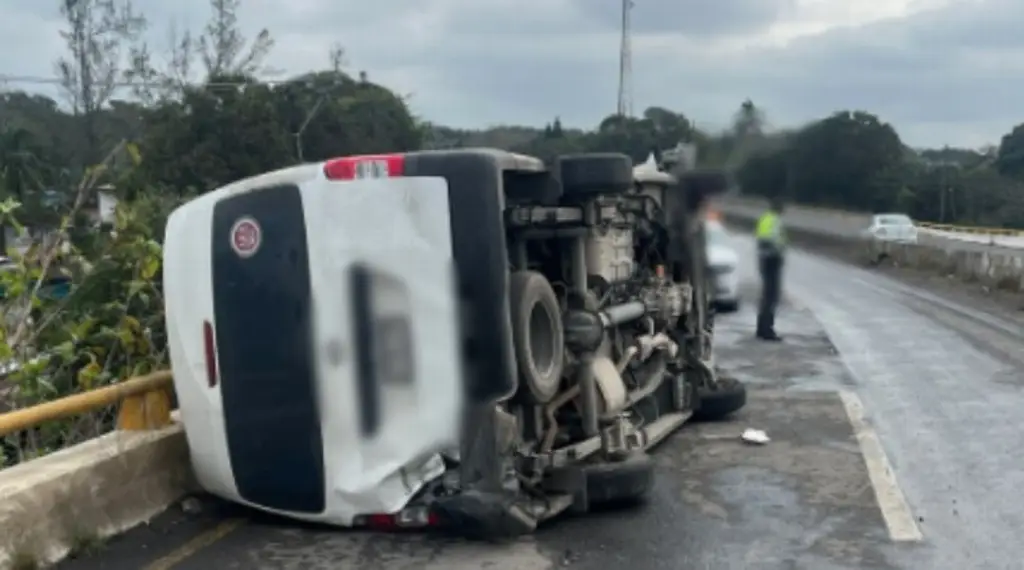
[616,0,634,117]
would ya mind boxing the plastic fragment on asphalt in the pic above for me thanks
[741,428,770,445]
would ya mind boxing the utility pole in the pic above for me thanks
[616,0,633,117]
[294,96,325,163]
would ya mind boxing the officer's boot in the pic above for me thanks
[760,314,782,341]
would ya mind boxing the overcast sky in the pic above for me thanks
[1,0,1021,148]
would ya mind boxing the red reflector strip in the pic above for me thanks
[323,154,405,180]
[356,508,440,530]
[203,320,218,388]
[364,514,399,530]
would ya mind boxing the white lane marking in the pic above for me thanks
[839,390,923,542]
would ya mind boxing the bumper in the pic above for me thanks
[871,235,917,245]
[187,442,448,527]
[712,269,740,304]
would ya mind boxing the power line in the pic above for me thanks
[0,73,302,89]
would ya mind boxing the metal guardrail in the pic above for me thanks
[0,370,174,438]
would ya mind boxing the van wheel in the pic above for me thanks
[558,154,633,197]
[693,376,747,422]
[509,271,565,404]
[713,299,739,313]
[583,451,654,508]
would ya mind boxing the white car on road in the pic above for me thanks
[863,213,918,244]
[706,219,740,312]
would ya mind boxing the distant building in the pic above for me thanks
[3,187,118,255]
[94,186,118,226]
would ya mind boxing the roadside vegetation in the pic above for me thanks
[2,0,1023,465]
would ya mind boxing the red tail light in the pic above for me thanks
[323,154,405,180]
[364,514,400,530]
[203,320,218,388]
[355,507,441,530]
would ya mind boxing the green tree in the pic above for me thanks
[642,106,693,148]
[735,143,790,200]
[786,110,905,211]
[139,75,292,192]
[275,70,423,162]
[0,143,181,465]
[995,123,1024,180]
[139,67,423,191]
[733,98,764,139]
[56,0,147,167]
[198,0,273,77]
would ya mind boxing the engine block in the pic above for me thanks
[639,277,691,326]
[584,227,634,284]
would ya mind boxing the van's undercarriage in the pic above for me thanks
[423,152,748,538]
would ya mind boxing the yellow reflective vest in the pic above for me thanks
[755,211,785,257]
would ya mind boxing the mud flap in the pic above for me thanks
[432,490,538,540]
[583,452,655,508]
[544,466,590,514]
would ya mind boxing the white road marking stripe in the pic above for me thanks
[839,390,923,542]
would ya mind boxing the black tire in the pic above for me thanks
[584,451,654,508]
[693,376,747,422]
[713,299,740,313]
[558,153,633,197]
[509,271,565,404]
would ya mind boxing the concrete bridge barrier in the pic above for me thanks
[0,372,194,569]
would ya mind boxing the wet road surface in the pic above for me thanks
[59,238,1024,569]
[778,240,1024,570]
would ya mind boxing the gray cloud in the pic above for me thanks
[573,0,797,36]
[721,0,1024,145]
[1,0,1023,147]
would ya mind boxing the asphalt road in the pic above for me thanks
[59,237,1024,570]
[777,238,1024,570]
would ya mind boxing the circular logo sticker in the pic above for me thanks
[230,217,261,258]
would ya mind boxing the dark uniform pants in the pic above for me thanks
[757,254,783,336]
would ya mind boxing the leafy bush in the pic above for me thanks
[0,149,182,465]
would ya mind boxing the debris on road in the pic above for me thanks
[741,428,770,445]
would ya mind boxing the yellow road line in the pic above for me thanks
[142,518,245,570]
[839,390,923,542]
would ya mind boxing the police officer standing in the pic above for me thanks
[755,197,786,341]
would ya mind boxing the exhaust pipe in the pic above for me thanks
[599,301,646,327]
